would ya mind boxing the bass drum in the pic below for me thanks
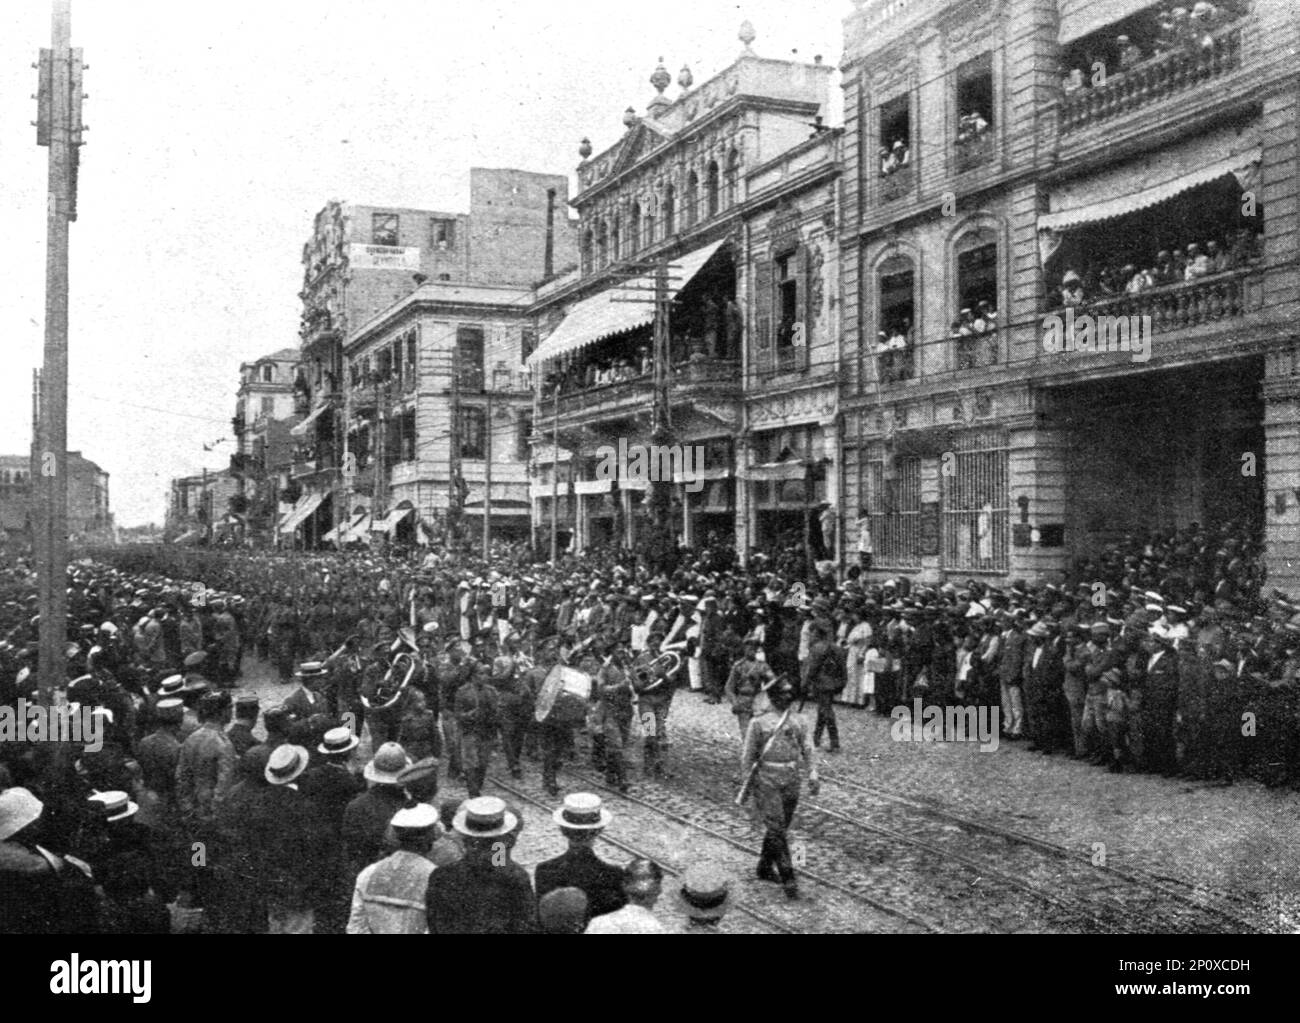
[549,691,590,726]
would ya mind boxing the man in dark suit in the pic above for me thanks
[281,662,328,725]
[534,793,626,924]
[342,742,410,881]
[1022,621,1067,753]
[301,726,365,933]
[1141,627,1180,775]
[426,797,536,934]
[225,692,260,759]
[997,611,1029,738]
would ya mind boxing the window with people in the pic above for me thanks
[952,240,999,370]
[955,53,994,170]
[875,261,915,383]
[878,94,911,180]
[1047,175,1263,311]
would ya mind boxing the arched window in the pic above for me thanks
[629,201,641,253]
[725,149,741,207]
[595,220,608,267]
[581,229,594,274]
[877,254,917,384]
[685,171,699,227]
[706,161,720,217]
[611,216,621,261]
[663,184,676,238]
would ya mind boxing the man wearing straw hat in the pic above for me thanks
[535,792,625,923]
[261,744,318,934]
[426,796,536,934]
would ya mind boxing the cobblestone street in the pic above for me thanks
[239,657,1299,934]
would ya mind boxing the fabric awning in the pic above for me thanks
[172,530,200,545]
[327,510,370,544]
[278,490,327,534]
[673,466,731,484]
[342,514,372,543]
[741,461,808,482]
[290,402,332,438]
[370,506,413,534]
[1057,0,1134,45]
[574,479,612,496]
[526,239,726,368]
[275,494,310,531]
[1038,126,1261,236]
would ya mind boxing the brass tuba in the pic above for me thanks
[633,650,682,692]
[362,628,422,713]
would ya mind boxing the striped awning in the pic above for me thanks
[740,461,807,482]
[525,239,726,368]
[290,401,332,438]
[370,506,413,534]
[278,490,327,534]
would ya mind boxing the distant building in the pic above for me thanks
[233,347,302,543]
[0,451,112,543]
[165,469,238,544]
[288,169,578,547]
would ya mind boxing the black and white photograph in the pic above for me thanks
[0,0,1294,977]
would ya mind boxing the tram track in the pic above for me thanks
[486,772,804,934]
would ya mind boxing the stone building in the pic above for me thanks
[232,347,301,543]
[0,452,111,544]
[526,25,836,555]
[290,171,576,546]
[165,469,238,544]
[837,0,1298,587]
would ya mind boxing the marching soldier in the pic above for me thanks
[724,637,775,742]
[739,676,817,900]
[590,643,634,793]
[455,662,501,799]
[631,630,678,778]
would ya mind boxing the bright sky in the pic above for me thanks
[0,0,846,526]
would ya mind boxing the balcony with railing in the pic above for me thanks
[879,163,913,204]
[954,128,995,174]
[1058,23,1243,135]
[546,357,741,426]
[754,344,810,379]
[1052,264,1259,335]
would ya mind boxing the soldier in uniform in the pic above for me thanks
[455,663,501,799]
[434,641,475,781]
[590,642,634,793]
[631,630,679,778]
[724,637,775,742]
[226,692,260,759]
[491,654,532,780]
[281,661,329,726]
[739,676,818,899]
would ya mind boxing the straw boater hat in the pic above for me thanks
[265,745,310,786]
[0,787,43,842]
[293,661,329,680]
[552,792,612,831]
[677,863,733,921]
[390,803,439,834]
[318,726,360,757]
[364,742,412,785]
[87,790,138,823]
[453,796,518,839]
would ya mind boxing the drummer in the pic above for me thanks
[531,640,576,798]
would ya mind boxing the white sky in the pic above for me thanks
[0,0,847,526]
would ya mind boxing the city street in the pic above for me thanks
[239,655,1299,934]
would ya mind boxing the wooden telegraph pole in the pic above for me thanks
[482,389,492,558]
[34,0,83,706]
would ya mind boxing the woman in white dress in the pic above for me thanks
[843,607,875,708]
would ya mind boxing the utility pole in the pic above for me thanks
[448,344,463,545]
[34,0,83,706]
[549,385,559,563]
[482,389,492,558]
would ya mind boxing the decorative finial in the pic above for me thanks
[678,65,694,91]
[739,20,757,51]
[650,58,671,95]
[579,137,593,160]
[623,107,638,128]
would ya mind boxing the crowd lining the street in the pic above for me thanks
[1,514,1297,933]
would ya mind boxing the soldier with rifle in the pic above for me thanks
[736,675,818,900]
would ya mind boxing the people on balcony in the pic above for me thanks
[1059,270,1085,308]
